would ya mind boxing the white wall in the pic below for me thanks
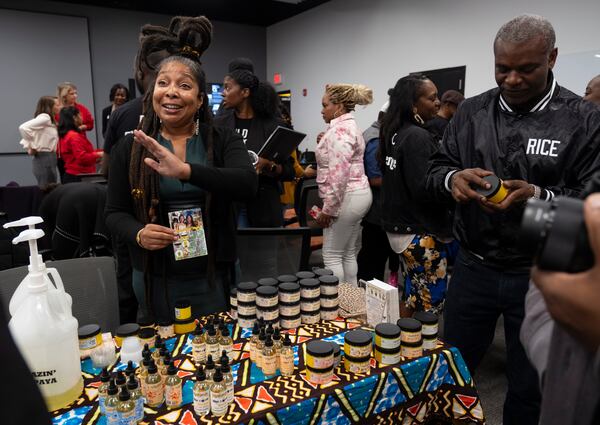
[267,0,600,150]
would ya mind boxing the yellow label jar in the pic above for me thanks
[78,324,102,352]
[401,339,423,359]
[138,327,156,349]
[174,299,191,320]
[374,323,401,350]
[305,340,334,369]
[174,317,195,335]
[397,318,422,344]
[344,329,373,358]
[474,174,508,203]
[115,323,140,348]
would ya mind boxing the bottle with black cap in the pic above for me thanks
[205,354,216,382]
[165,361,182,409]
[262,336,277,377]
[139,356,151,398]
[160,353,172,383]
[104,380,119,424]
[206,325,220,360]
[219,349,229,367]
[279,334,294,376]
[145,360,164,408]
[210,368,228,416]
[256,330,267,369]
[126,374,144,422]
[219,326,233,357]
[115,371,127,392]
[152,336,163,362]
[193,365,210,416]
[124,360,137,384]
[117,387,136,425]
[266,322,274,336]
[97,367,111,415]
[191,324,206,364]
[220,359,234,404]
[142,343,151,361]
[273,328,282,368]
[249,322,260,362]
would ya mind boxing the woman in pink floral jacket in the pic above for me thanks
[316,84,373,284]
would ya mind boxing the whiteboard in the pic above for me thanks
[0,8,95,154]
[554,49,600,97]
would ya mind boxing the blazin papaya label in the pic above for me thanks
[32,370,58,385]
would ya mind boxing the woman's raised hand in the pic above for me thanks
[133,129,191,180]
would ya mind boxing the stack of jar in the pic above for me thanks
[174,299,195,334]
[374,323,401,365]
[237,281,258,328]
[414,312,439,351]
[256,285,279,327]
[304,340,334,385]
[319,275,339,320]
[344,329,372,374]
[397,318,423,359]
[300,278,321,324]
[230,288,238,320]
[248,321,295,377]
[279,281,301,329]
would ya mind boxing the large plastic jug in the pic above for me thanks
[7,224,83,411]
[4,217,73,317]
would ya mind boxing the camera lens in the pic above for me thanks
[520,197,593,273]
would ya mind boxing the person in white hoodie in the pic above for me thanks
[19,96,60,187]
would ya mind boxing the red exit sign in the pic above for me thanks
[273,73,283,85]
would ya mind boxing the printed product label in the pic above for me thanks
[301,313,320,324]
[262,355,277,375]
[210,390,229,416]
[401,345,423,359]
[320,286,338,296]
[206,343,220,359]
[219,343,233,357]
[423,338,438,351]
[376,349,401,365]
[279,353,295,375]
[237,292,256,303]
[374,335,401,350]
[301,288,321,298]
[320,297,339,308]
[79,335,101,350]
[306,354,333,369]
[238,304,256,316]
[165,385,182,408]
[145,381,164,406]
[344,343,372,358]
[320,309,338,321]
[280,304,301,316]
[238,317,255,328]
[106,406,119,424]
[193,390,210,415]
[119,409,137,425]
[422,324,438,336]
[193,343,207,363]
[301,299,320,311]
[175,307,190,320]
[280,318,301,329]
[345,359,370,374]
[256,296,278,308]
[401,331,422,344]
[279,292,300,303]
[307,369,332,385]
[260,309,279,321]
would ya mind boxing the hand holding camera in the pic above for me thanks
[528,193,600,351]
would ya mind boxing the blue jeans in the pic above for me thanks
[444,249,540,425]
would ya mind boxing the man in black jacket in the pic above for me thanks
[426,14,600,425]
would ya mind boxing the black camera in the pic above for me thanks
[520,196,594,273]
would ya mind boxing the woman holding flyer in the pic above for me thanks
[105,16,256,321]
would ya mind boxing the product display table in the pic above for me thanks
[51,313,485,425]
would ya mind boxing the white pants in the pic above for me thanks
[322,187,372,284]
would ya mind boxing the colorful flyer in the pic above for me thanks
[168,208,207,261]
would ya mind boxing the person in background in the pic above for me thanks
[105,16,257,321]
[380,75,450,317]
[215,57,254,118]
[101,83,130,137]
[56,82,94,133]
[426,15,600,424]
[216,69,295,228]
[356,102,400,285]
[316,83,373,284]
[18,96,60,187]
[425,89,465,142]
[584,74,600,105]
[57,106,102,183]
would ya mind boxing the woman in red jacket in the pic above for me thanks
[57,106,102,183]
[56,82,94,133]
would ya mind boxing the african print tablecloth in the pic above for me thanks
[51,313,485,425]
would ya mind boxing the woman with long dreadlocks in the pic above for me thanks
[105,16,257,321]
